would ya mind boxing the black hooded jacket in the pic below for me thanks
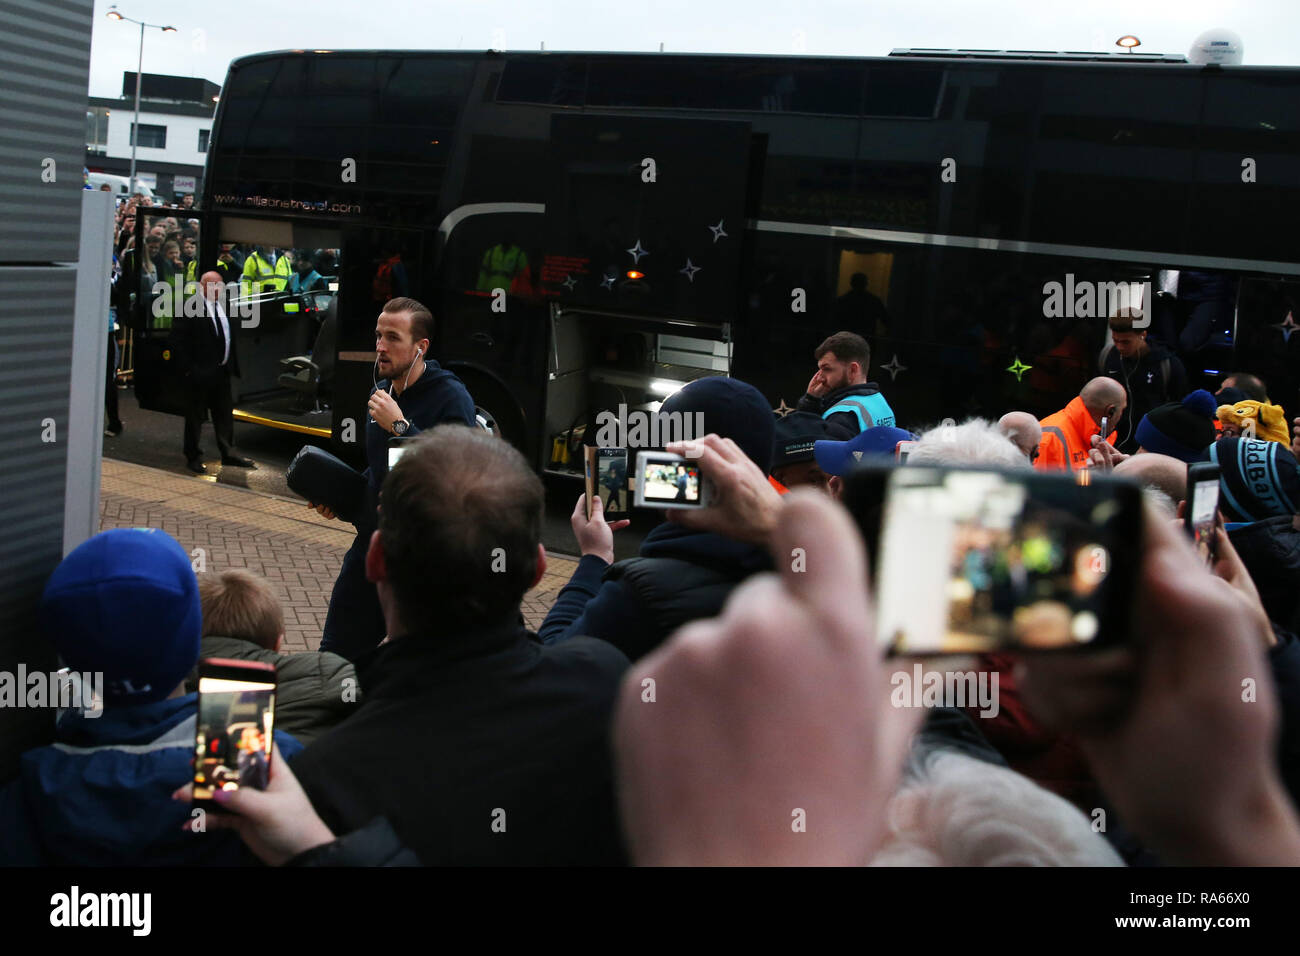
[1100,342,1188,453]
[537,522,773,661]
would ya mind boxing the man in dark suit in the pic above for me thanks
[177,271,255,474]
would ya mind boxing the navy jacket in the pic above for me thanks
[538,522,773,661]
[359,359,475,530]
[0,694,302,866]
[1230,516,1300,635]
[1100,342,1188,453]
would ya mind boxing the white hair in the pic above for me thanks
[1142,486,1177,519]
[908,418,1030,469]
[869,747,1124,866]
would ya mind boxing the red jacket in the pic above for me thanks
[961,653,1101,810]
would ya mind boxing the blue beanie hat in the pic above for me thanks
[40,528,201,705]
[660,376,776,472]
[813,425,915,477]
[1210,437,1300,524]
[1135,389,1217,463]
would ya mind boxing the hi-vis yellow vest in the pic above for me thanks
[241,251,290,294]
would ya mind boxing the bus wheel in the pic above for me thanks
[475,405,501,437]
[456,373,526,449]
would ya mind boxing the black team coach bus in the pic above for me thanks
[125,48,1300,474]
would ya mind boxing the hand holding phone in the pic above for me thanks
[1185,462,1221,566]
[842,463,1143,655]
[193,658,278,810]
[587,447,628,520]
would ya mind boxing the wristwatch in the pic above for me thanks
[391,419,410,436]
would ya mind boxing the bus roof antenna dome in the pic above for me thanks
[1189,28,1244,65]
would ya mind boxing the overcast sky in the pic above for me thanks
[88,0,1297,97]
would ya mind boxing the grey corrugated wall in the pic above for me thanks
[0,0,93,780]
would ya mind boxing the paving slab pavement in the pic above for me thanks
[99,459,580,652]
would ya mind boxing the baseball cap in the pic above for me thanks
[814,425,914,477]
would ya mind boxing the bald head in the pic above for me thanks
[1113,452,1187,504]
[997,412,1043,459]
[1080,377,1127,423]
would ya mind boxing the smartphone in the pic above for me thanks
[633,451,713,509]
[586,447,628,519]
[192,658,278,810]
[1099,416,1109,439]
[841,463,1143,655]
[1185,462,1221,565]
[895,440,917,463]
[387,436,415,469]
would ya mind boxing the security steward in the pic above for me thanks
[311,296,476,661]
[1034,376,1127,472]
[797,331,896,435]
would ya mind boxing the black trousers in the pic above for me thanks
[105,331,122,432]
[320,526,387,662]
[183,367,235,463]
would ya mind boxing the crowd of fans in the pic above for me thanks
[6,322,1300,868]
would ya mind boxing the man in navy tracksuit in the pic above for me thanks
[316,297,476,661]
[797,331,896,435]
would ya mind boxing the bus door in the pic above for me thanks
[202,215,344,443]
[123,205,207,417]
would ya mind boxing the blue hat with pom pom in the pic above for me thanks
[39,528,201,705]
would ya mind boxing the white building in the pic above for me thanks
[86,72,219,202]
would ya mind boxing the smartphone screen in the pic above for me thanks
[638,454,704,505]
[895,440,916,463]
[843,464,1141,655]
[1188,478,1220,566]
[388,437,413,469]
[193,660,277,807]
[597,448,628,515]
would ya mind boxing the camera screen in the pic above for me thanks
[193,676,276,801]
[874,468,1132,654]
[597,451,628,513]
[1190,479,1219,564]
[640,457,702,505]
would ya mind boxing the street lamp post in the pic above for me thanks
[106,6,176,197]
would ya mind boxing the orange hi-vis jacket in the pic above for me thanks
[1034,396,1116,472]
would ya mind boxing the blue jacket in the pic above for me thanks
[0,693,302,866]
[360,359,475,532]
[797,382,896,435]
[537,523,771,660]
